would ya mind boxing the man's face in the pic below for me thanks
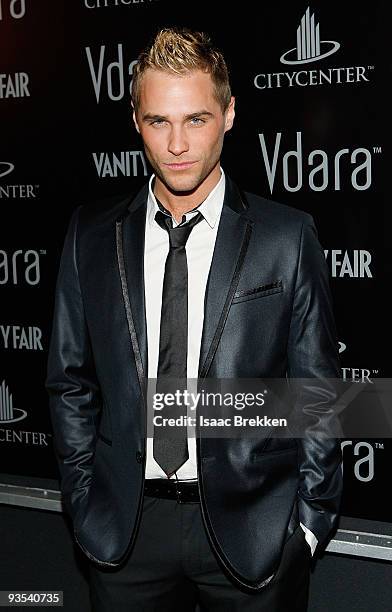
[133,68,235,196]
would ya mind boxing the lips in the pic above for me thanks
[164,161,197,170]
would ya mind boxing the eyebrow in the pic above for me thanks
[141,110,214,122]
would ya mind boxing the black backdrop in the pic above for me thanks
[1,0,390,524]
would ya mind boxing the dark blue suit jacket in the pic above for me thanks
[45,175,343,591]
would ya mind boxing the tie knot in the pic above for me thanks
[155,210,203,248]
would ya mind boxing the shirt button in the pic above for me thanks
[136,451,144,463]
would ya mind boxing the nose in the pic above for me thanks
[167,126,189,157]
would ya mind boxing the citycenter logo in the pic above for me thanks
[0,380,26,423]
[0,162,14,179]
[280,6,340,65]
[0,379,51,447]
[0,162,39,199]
[339,342,347,354]
[254,6,374,90]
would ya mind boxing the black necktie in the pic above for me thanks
[153,207,203,477]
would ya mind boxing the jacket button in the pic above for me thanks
[136,451,144,463]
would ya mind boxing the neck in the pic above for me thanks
[153,164,221,223]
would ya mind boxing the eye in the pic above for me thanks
[189,117,205,125]
[150,119,166,127]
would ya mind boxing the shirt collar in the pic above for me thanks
[147,167,225,229]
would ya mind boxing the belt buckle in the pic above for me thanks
[174,480,186,504]
[174,480,199,504]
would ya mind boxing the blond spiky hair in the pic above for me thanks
[131,27,231,114]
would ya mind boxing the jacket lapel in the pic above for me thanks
[198,176,253,378]
[115,184,149,402]
[115,175,253,394]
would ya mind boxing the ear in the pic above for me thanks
[132,104,141,134]
[224,96,235,133]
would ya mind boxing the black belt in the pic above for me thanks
[144,478,200,504]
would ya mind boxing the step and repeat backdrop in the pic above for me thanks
[1,0,390,523]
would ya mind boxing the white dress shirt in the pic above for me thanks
[143,166,317,556]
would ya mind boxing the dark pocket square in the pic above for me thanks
[232,280,283,303]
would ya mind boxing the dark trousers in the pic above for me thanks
[88,494,311,611]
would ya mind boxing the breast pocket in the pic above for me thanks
[232,280,283,304]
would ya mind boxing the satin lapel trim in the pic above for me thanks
[115,178,252,389]
[115,197,148,404]
[198,199,253,379]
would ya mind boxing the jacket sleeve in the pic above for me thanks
[287,216,343,552]
[45,205,101,523]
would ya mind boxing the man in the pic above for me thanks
[46,27,343,611]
